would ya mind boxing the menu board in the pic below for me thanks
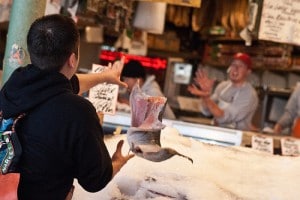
[259,0,300,45]
[88,64,119,115]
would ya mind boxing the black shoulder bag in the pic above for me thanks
[0,112,25,174]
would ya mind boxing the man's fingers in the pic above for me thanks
[126,154,135,160]
[119,81,128,88]
[120,56,125,65]
[116,140,124,152]
[114,140,135,161]
[114,56,125,71]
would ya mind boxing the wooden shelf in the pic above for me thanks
[147,48,200,60]
[203,61,300,73]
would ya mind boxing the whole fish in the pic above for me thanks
[127,83,193,163]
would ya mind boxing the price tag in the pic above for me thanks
[251,135,274,154]
[280,138,300,156]
[88,64,119,115]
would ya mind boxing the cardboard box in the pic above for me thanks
[147,32,180,52]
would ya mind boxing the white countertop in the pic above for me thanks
[72,127,300,200]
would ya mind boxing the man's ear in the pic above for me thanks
[67,53,77,69]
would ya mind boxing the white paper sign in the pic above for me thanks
[133,2,167,34]
[259,0,300,45]
[251,135,274,154]
[88,64,119,115]
[173,63,193,84]
[281,138,300,156]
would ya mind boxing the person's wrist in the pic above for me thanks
[274,124,282,134]
[202,96,210,101]
[100,71,112,84]
[112,160,124,177]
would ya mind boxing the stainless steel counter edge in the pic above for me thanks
[103,112,243,147]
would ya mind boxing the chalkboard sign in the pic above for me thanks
[281,138,300,156]
[88,64,119,115]
[259,0,300,45]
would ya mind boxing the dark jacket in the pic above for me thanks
[0,65,113,200]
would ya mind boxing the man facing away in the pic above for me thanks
[0,14,133,200]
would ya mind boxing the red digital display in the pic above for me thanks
[99,50,167,70]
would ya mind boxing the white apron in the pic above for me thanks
[214,82,241,129]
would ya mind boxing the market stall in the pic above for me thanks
[1,1,300,199]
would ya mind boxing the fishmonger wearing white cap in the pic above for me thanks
[188,53,258,131]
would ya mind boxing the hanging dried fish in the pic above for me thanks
[238,0,249,29]
[221,0,231,32]
[166,4,176,22]
[192,8,201,32]
[182,7,191,27]
[229,0,238,36]
[174,6,183,27]
[230,0,249,37]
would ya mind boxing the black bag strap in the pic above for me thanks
[11,113,26,132]
[0,111,26,132]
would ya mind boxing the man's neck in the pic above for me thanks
[231,80,246,87]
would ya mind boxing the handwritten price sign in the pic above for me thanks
[88,64,119,115]
[281,138,300,156]
[251,135,274,154]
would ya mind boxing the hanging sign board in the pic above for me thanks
[281,138,300,156]
[137,0,200,7]
[88,64,119,115]
[258,0,300,46]
[133,2,167,34]
[251,135,274,154]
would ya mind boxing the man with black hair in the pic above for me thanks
[0,14,133,200]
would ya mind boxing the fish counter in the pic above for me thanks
[102,111,243,147]
[81,82,300,199]
[102,111,300,155]
[73,125,300,200]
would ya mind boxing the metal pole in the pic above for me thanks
[2,0,46,86]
